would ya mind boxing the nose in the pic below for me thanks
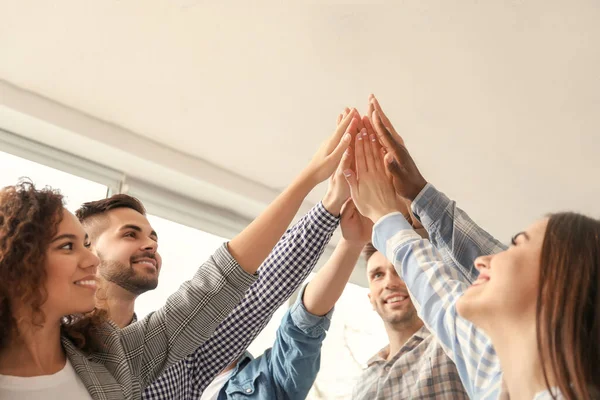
[84,248,100,273]
[141,237,158,253]
[384,271,403,290]
[474,254,492,272]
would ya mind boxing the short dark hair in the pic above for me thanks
[362,242,379,263]
[76,194,145,222]
[75,194,146,241]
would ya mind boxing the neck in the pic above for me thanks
[483,316,552,400]
[384,318,424,360]
[0,314,65,377]
[98,279,137,328]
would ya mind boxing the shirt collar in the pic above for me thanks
[367,325,431,366]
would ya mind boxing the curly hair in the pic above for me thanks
[0,180,107,353]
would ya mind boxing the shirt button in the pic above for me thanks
[245,389,252,393]
[384,366,391,372]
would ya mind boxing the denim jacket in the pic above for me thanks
[218,285,333,400]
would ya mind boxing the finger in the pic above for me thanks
[368,95,375,119]
[343,168,358,200]
[363,115,375,137]
[372,109,402,153]
[353,108,365,132]
[370,96,393,129]
[371,96,405,146]
[355,127,367,177]
[382,148,395,181]
[385,152,404,178]
[337,113,342,126]
[340,107,350,122]
[369,133,383,172]
[363,129,377,173]
[339,147,353,176]
[332,110,356,146]
[340,197,354,217]
[327,129,353,168]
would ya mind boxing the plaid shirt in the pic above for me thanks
[143,202,339,399]
[373,183,572,399]
[63,244,257,400]
[351,326,468,400]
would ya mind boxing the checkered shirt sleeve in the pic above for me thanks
[143,202,339,399]
[412,183,508,283]
[372,213,504,400]
[64,243,257,400]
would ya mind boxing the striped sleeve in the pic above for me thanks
[372,213,503,399]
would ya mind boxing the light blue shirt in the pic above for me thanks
[373,183,564,399]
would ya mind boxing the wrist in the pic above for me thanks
[338,237,367,252]
[321,192,344,216]
[293,169,319,194]
[407,180,428,201]
[369,208,398,224]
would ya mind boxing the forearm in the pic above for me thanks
[228,171,315,274]
[122,244,256,387]
[175,203,338,395]
[372,213,500,396]
[302,238,362,316]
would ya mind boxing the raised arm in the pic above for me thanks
[143,121,362,397]
[263,200,372,399]
[119,111,361,389]
[367,95,506,284]
[411,183,507,283]
[346,106,502,398]
[371,214,502,398]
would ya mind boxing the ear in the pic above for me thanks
[367,292,376,311]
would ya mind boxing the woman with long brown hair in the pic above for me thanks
[345,95,599,399]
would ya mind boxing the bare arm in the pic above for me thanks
[302,238,362,316]
[303,199,373,316]
[228,110,360,274]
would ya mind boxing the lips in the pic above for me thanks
[74,276,97,289]
[471,273,490,287]
[384,294,409,304]
[131,257,157,268]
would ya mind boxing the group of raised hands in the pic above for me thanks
[308,94,429,239]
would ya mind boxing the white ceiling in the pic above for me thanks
[1,0,599,242]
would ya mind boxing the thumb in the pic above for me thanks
[343,168,358,197]
[385,152,403,177]
[329,132,352,166]
[339,147,353,174]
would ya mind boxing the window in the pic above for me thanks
[308,281,388,399]
[0,150,109,212]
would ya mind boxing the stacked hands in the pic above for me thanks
[312,94,428,236]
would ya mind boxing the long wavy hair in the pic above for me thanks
[537,212,600,399]
[0,180,107,353]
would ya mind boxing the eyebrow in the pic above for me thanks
[367,266,383,277]
[120,224,158,240]
[51,233,89,243]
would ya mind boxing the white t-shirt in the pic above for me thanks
[200,368,236,400]
[0,358,92,400]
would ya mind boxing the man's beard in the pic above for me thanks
[98,255,158,296]
[381,304,419,327]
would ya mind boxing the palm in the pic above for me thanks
[340,202,373,244]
